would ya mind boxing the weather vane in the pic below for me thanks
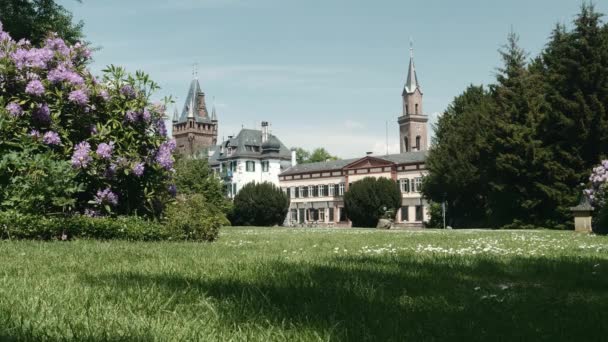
[409,37,414,58]
[192,62,198,79]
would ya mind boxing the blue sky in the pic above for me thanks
[61,0,607,158]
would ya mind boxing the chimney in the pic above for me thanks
[261,121,269,143]
[366,151,373,156]
[291,148,297,166]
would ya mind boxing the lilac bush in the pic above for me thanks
[584,160,608,207]
[0,23,175,217]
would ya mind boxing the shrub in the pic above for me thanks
[584,161,608,234]
[173,157,232,214]
[344,177,401,228]
[0,22,176,218]
[164,194,226,241]
[0,211,172,241]
[230,182,289,226]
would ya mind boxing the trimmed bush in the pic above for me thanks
[173,157,232,214]
[344,177,401,228]
[230,182,289,226]
[0,211,171,241]
[164,194,226,241]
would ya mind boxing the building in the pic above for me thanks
[209,122,293,198]
[172,78,218,156]
[278,46,430,228]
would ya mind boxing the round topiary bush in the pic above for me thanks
[344,177,401,228]
[230,182,289,226]
[164,194,228,241]
[0,22,176,218]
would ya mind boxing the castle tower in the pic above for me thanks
[398,43,428,153]
[172,77,218,156]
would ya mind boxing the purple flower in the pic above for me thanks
[132,162,145,177]
[47,64,84,86]
[125,110,138,122]
[33,103,50,123]
[155,119,167,137]
[42,131,61,145]
[68,89,88,106]
[11,47,54,69]
[44,36,70,56]
[94,187,118,206]
[5,102,22,117]
[120,84,136,98]
[30,130,41,138]
[25,79,44,96]
[104,163,117,178]
[155,139,176,170]
[71,42,92,60]
[142,109,151,122]
[71,141,92,169]
[99,90,110,101]
[168,184,177,197]
[96,142,114,160]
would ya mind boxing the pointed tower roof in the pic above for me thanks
[211,105,217,121]
[177,78,212,123]
[172,106,178,122]
[403,43,421,94]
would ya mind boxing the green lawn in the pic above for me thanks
[1,227,608,341]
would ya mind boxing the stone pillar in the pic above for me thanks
[570,197,594,233]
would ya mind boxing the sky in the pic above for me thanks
[60,0,607,158]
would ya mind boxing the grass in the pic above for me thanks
[1,227,608,341]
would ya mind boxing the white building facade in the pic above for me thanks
[278,152,429,228]
[209,122,293,198]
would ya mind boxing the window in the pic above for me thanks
[286,187,291,198]
[404,137,409,152]
[329,208,334,222]
[301,186,308,198]
[414,177,423,192]
[318,185,325,197]
[291,187,296,199]
[415,136,421,151]
[261,161,269,172]
[245,145,253,151]
[400,179,410,193]
[415,205,423,221]
[295,187,300,198]
[401,206,409,222]
[328,184,335,196]
[415,103,419,114]
[232,183,237,196]
[339,207,347,222]
[298,209,305,223]
[318,208,325,222]
[405,103,409,114]
[308,185,315,197]
[291,209,297,222]
[246,161,255,172]
[339,183,345,196]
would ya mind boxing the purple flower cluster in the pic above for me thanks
[155,139,176,170]
[132,162,145,177]
[125,109,152,123]
[96,142,114,160]
[120,84,136,98]
[99,90,110,101]
[0,21,11,42]
[71,141,92,169]
[47,64,84,85]
[5,102,22,117]
[29,130,41,138]
[11,47,54,70]
[42,131,61,145]
[94,187,118,206]
[155,119,167,137]
[125,110,138,122]
[584,160,608,206]
[168,184,177,197]
[84,208,100,217]
[25,79,45,96]
[44,36,70,57]
[33,103,50,123]
[68,89,89,106]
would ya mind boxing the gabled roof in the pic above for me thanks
[213,129,291,163]
[280,151,427,176]
[177,79,213,124]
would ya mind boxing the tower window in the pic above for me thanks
[404,137,409,152]
[416,136,421,150]
[415,103,419,114]
[405,103,409,115]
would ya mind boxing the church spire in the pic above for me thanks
[172,106,178,123]
[404,39,421,94]
[211,97,218,121]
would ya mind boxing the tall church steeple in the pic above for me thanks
[398,41,428,153]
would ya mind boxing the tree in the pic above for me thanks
[230,182,289,226]
[293,147,339,164]
[422,85,494,228]
[0,0,85,45]
[173,157,232,214]
[344,177,401,228]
